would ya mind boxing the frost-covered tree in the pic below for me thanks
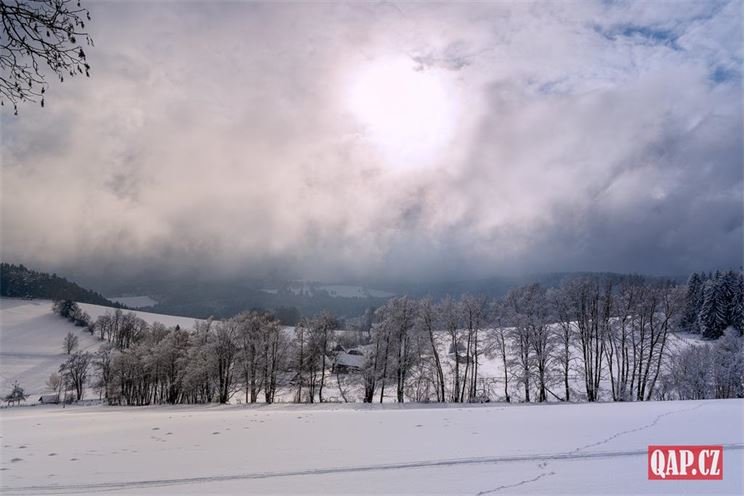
[711,328,744,398]
[460,294,489,402]
[417,299,446,402]
[439,296,462,402]
[311,312,336,403]
[487,303,512,403]
[53,299,76,319]
[629,282,683,401]
[375,297,417,403]
[666,345,713,400]
[604,276,644,402]
[62,330,78,354]
[236,312,264,403]
[92,344,114,401]
[550,286,574,402]
[46,372,61,393]
[505,286,535,402]
[560,277,612,402]
[59,350,91,401]
[213,319,238,404]
[4,381,27,406]
[360,320,386,403]
[666,327,743,400]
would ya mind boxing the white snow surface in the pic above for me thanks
[0,299,202,397]
[0,399,742,494]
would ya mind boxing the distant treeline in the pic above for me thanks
[0,263,120,307]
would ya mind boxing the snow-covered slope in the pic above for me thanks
[77,302,201,329]
[0,298,202,397]
[0,299,100,397]
[0,399,742,494]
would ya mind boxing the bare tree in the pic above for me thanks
[439,296,462,402]
[59,350,91,401]
[4,381,27,406]
[563,277,612,402]
[92,343,114,401]
[293,318,307,402]
[213,319,238,404]
[1,0,93,113]
[418,299,445,402]
[376,297,417,403]
[505,287,533,402]
[313,312,335,403]
[604,276,642,401]
[634,282,682,401]
[45,371,61,393]
[63,330,78,354]
[460,294,488,402]
[261,316,283,404]
[236,312,263,403]
[361,320,386,403]
[550,287,574,402]
[486,302,511,402]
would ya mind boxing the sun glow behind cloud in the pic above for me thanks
[344,56,458,171]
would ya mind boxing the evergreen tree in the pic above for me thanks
[699,277,729,339]
[732,272,744,334]
[681,272,704,333]
[720,271,737,320]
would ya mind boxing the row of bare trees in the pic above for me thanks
[55,274,741,405]
[88,312,289,405]
[359,276,691,404]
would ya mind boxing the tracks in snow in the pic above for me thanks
[3,444,743,495]
[572,402,706,453]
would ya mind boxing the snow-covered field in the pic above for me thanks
[0,400,742,494]
[0,299,201,397]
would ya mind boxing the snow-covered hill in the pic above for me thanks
[0,399,742,494]
[0,298,202,397]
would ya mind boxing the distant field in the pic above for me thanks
[107,296,159,309]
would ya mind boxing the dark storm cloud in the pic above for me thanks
[0,0,741,284]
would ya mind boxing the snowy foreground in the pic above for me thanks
[1,400,742,495]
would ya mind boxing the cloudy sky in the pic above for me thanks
[1,0,742,284]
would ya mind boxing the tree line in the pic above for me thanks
[46,272,743,406]
[1,263,118,307]
[680,270,744,339]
